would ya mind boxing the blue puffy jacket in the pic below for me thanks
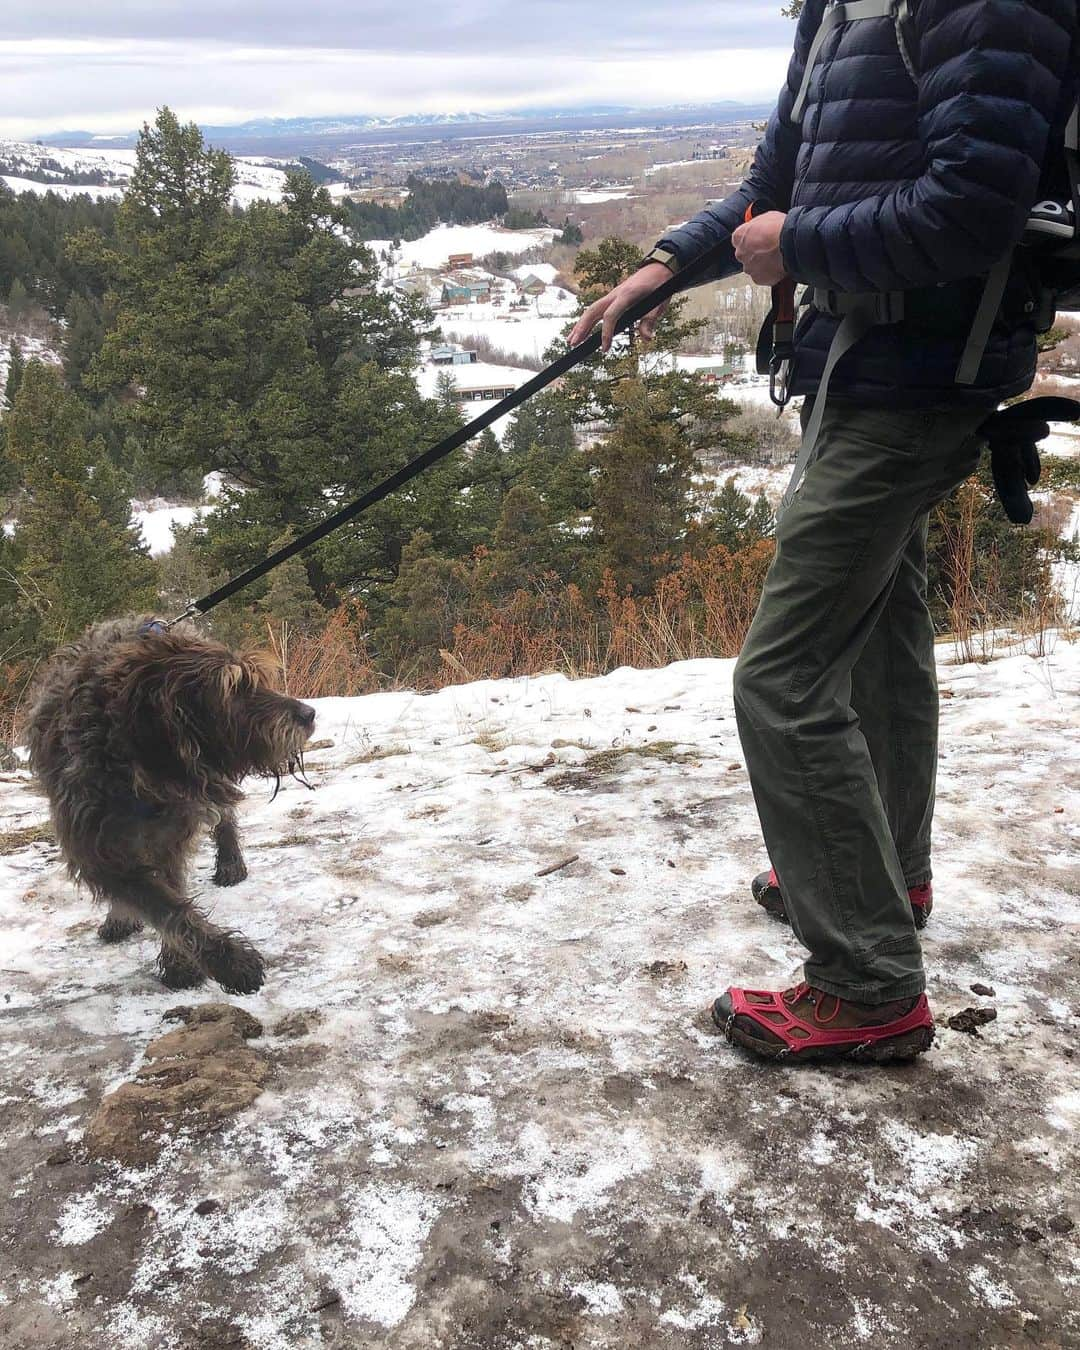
[656,0,1080,406]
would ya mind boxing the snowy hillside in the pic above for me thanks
[0,138,343,208]
[1,643,1077,1346]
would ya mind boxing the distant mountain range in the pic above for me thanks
[38,103,772,151]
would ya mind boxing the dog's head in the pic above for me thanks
[109,620,315,796]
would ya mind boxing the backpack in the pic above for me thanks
[760,0,1080,521]
[787,0,1080,380]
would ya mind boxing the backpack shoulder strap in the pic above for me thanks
[791,1,916,125]
[893,0,919,82]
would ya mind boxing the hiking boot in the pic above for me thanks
[711,982,934,1063]
[753,868,934,929]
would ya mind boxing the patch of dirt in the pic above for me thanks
[644,959,688,978]
[0,822,54,854]
[546,741,697,792]
[83,1005,267,1167]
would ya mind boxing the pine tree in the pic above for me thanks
[463,428,512,542]
[483,485,556,596]
[3,340,24,412]
[590,378,701,594]
[5,277,32,323]
[70,107,466,616]
[260,538,326,635]
[4,363,157,647]
[62,293,107,394]
[374,530,469,677]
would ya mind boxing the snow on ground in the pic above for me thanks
[1051,497,1080,622]
[1,642,1078,1347]
[439,310,572,366]
[1043,420,1080,460]
[510,262,559,284]
[0,177,125,203]
[0,332,62,390]
[438,284,577,366]
[0,139,344,209]
[566,189,641,204]
[645,159,716,175]
[130,503,200,557]
[367,223,558,274]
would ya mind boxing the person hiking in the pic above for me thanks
[569,0,1079,1062]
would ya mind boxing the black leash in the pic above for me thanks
[167,243,725,625]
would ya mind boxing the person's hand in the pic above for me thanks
[732,210,788,286]
[568,262,673,352]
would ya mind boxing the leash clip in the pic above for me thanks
[164,603,200,630]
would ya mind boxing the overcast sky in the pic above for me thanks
[0,3,794,138]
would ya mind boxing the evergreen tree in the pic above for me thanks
[62,293,108,394]
[3,340,24,412]
[5,277,32,323]
[374,530,469,677]
[260,537,327,635]
[72,108,459,613]
[706,478,774,551]
[463,428,513,542]
[482,485,557,597]
[558,219,584,245]
[4,363,157,648]
[590,378,701,593]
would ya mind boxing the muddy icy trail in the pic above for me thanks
[1,646,1078,1350]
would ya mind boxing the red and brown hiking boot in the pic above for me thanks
[752,868,934,930]
[711,983,934,1063]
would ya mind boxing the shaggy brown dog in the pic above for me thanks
[25,615,315,994]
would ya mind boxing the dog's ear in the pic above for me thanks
[242,649,282,691]
[107,645,213,800]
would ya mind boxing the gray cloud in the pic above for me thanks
[2,2,792,54]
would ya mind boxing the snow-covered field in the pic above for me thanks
[435,276,578,366]
[1,643,1077,1347]
[368,223,558,275]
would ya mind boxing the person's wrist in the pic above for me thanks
[639,246,680,275]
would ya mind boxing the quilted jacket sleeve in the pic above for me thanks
[651,4,818,286]
[781,0,1076,292]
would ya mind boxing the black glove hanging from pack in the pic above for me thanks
[978,396,1080,525]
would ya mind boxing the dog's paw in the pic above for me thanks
[157,947,207,990]
[204,937,266,996]
[98,914,144,944]
[212,856,249,887]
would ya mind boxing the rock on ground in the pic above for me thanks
[83,1005,266,1167]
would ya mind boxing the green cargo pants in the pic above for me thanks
[732,400,990,1003]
